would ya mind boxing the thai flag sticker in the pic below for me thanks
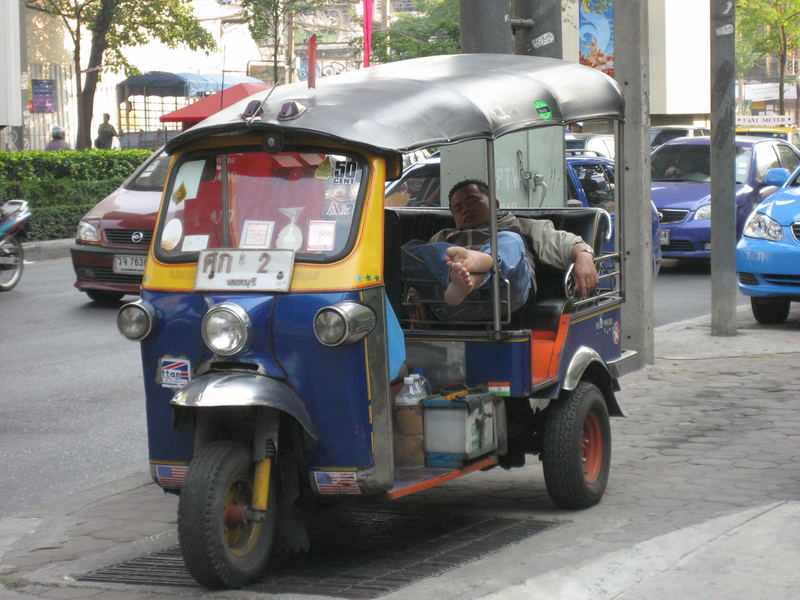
[161,358,191,389]
[155,464,188,488]
[314,471,361,495]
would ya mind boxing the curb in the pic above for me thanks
[21,238,72,262]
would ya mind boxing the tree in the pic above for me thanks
[352,0,460,64]
[24,0,215,150]
[240,0,328,84]
[737,0,800,114]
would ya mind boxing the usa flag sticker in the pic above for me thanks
[161,358,191,388]
[155,463,188,488]
[313,471,361,495]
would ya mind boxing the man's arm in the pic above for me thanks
[570,242,598,298]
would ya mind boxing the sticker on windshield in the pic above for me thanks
[307,220,336,251]
[181,235,208,252]
[315,156,333,179]
[332,161,359,185]
[161,218,183,252]
[161,358,191,389]
[534,99,553,120]
[240,220,275,248]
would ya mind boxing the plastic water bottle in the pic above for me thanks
[395,375,427,406]
[413,369,432,396]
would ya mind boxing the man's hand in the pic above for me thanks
[571,245,599,298]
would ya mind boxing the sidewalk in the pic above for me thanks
[21,239,73,263]
[1,299,798,598]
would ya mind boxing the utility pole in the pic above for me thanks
[616,1,654,365]
[710,0,737,336]
[460,0,512,54]
[512,0,562,58]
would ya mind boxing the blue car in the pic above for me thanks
[736,166,800,324]
[386,153,662,274]
[651,136,800,260]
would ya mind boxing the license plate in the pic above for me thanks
[659,229,670,247]
[194,249,295,292]
[113,255,146,274]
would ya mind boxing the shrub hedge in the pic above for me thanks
[0,149,153,241]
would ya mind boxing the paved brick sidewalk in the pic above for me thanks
[1,305,798,599]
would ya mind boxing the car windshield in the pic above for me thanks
[650,129,689,147]
[156,148,365,263]
[651,144,752,184]
[126,151,170,192]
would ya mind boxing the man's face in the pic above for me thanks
[449,184,493,229]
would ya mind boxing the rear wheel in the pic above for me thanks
[0,236,23,291]
[86,290,125,304]
[751,297,790,324]
[542,382,611,509]
[178,441,276,589]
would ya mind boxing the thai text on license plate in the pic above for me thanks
[194,249,295,292]
[113,255,146,274]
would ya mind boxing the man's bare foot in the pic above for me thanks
[443,247,493,306]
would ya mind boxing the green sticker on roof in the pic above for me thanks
[534,100,552,120]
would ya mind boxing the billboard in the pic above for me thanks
[579,0,614,78]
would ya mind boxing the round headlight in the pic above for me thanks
[313,301,375,347]
[117,300,155,340]
[77,220,99,243]
[202,303,251,356]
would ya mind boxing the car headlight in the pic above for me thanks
[77,220,100,243]
[202,303,251,356]
[743,212,783,241]
[117,300,156,340]
[314,301,376,346]
[694,204,711,220]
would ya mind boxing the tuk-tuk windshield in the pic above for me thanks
[156,149,365,262]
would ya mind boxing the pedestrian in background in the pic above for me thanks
[94,113,118,149]
[45,126,71,151]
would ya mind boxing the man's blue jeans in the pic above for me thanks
[401,231,533,321]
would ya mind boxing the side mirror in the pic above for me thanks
[764,167,790,188]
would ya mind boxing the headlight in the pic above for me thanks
[694,204,711,220]
[743,212,783,241]
[314,301,376,346]
[202,303,251,356]
[77,220,100,243]
[117,300,156,340]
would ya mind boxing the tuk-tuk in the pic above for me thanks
[117,54,636,589]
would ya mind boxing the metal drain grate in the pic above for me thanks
[80,507,558,598]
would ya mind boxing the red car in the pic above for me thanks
[70,150,169,303]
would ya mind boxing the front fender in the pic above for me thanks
[171,371,318,439]
[563,346,624,417]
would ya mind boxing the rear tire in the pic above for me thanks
[542,382,611,509]
[86,290,125,304]
[0,236,23,291]
[178,441,276,589]
[751,297,790,325]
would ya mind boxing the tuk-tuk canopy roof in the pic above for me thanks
[164,54,625,156]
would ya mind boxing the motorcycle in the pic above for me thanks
[0,199,31,291]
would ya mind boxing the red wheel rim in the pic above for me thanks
[581,411,603,483]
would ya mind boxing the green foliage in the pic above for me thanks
[0,149,152,240]
[737,0,800,112]
[0,150,151,182]
[351,0,460,64]
[241,0,329,83]
[28,204,97,241]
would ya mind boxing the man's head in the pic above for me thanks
[448,179,497,229]
[51,126,65,140]
[103,113,110,122]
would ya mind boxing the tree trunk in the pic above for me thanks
[76,0,115,149]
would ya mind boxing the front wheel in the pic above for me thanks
[541,382,611,509]
[751,297,790,325]
[178,441,276,589]
[0,236,23,291]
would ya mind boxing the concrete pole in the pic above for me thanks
[615,1,654,365]
[512,0,562,58]
[710,0,737,336]
[460,0,513,54]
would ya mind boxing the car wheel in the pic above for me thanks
[541,382,611,509]
[750,297,790,325]
[86,290,125,304]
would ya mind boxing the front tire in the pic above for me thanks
[178,441,276,589]
[0,236,23,291]
[542,382,611,509]
[751,297,790,324]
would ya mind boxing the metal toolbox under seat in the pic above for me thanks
[423,390,496,468]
